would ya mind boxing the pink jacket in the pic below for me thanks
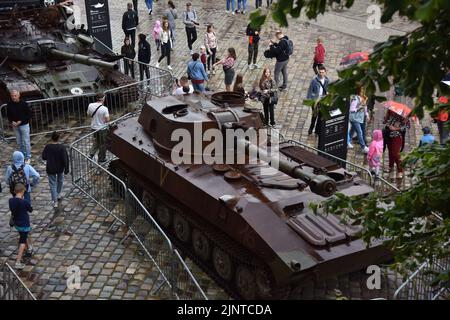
[152,20,162,40]
[367,129,383,168]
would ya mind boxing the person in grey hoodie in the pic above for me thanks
[183,2,199,54]
[164,1,178,45]
[5,151,40,205]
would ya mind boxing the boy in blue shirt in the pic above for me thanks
[9,183,34,270]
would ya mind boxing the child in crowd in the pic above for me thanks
[152,20,162,51]
[200,45,208,73]
[9,183,34,270]
[367,129,383,176]
[418,126,435,147]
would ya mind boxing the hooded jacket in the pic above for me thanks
[152,20,162,40]
[138,35,151,63]
[5,151,40,193]
[368,130,383,168]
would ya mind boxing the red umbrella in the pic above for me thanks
[340,51,369,66]
[383,100,412,117]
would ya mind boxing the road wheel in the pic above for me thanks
[212,246,233,281]
[173,212,191,243]
[192,229,211,261]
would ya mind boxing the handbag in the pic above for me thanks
[269,90,278,105]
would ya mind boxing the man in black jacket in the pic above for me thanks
[138,33,151,81]
[266,31,290,91]
[246,23,261,70]
[42,132,69,208]
[122,3,139,48]
[6,90,32,163]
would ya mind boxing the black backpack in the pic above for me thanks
[283,38,294,56]
[8,164,28,195]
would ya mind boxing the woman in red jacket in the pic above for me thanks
[313,37,325,75]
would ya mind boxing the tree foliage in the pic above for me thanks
[251,0,450,288]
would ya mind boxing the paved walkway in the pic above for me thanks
[0,0,432,300]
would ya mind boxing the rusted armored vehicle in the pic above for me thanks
[107,93,391,299]
[0,1,136,107]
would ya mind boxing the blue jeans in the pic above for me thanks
[226,0,236,11]
[13,123,31,160]
[24,191,31,206]
[145,0,153,11]
[48,173,64,202]
[350,121,367,149]
[237,0,247,11]
[192,82,205,93]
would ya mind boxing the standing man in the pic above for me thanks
[87,93,110,164]
[42,132,70,209]
[122,3,139,48]
[6,90,32,164]
[246,22,261,70]
[138,33,151,81]
[183,2,199,55]
[306,65,329,135]
[266,31,291,92]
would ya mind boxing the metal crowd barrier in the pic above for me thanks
[0,263,36,300]
[69,122,208,300]
[0,69,173,142]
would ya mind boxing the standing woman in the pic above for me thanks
[204,25,218,75]
[213,48,236,92]
[383,110,410,179]
[155,19,173,70]
[164,1,178,46]
[259,68,277,127]
[121,37,136,79]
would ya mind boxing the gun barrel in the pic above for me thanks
[49,48,118,70]
[238,139,337,197]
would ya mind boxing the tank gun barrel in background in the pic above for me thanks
[49,48,119,70]
[237,139,337,197]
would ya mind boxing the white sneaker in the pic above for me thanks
[155,62,160,68]
[347,143,354,149]
[226,10,229,14]
[52,201,58,208]
[190,49,194,55]
[15,262,25,270]
[248,64,254,70]
[362,146,369,154]
[232,11,235,15]
[167,65,172,70]
[253,63,260,69]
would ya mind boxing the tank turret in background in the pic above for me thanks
[107,93,391,299]
[0,3,136,105]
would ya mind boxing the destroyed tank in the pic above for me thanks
[107,93,392,299]
[0,2,137,108]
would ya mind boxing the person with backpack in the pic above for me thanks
[183,2,199,55]
[87,93,110,164]
[265,30,292,92]
[6,90,32,164]
[122,3,139,48]
[42,132,70,209]
[5,151,40,205]
[164,1,178,46]
[9,183,34,270]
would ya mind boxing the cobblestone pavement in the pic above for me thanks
[0,0,432,299]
